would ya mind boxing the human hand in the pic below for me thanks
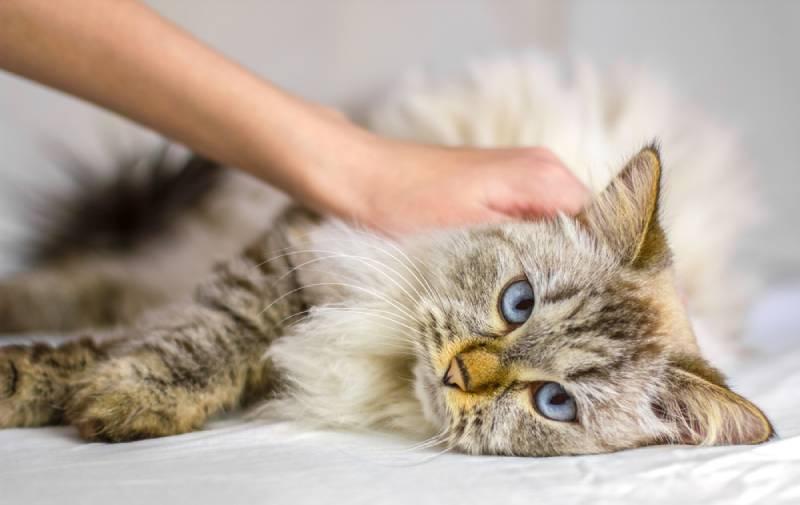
[307,117,590,235]
[0,0,587,235]
[355,141,590,234]
[0,0,586,234]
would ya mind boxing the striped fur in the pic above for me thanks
[0,57,772,454]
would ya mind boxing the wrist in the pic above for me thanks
[228,89,372,219]
[288,110,386,224]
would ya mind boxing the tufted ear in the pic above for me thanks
[577,144,670,269]
[654,357,774,446]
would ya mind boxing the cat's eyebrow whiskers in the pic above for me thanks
[259,231,454,335]
[259,281,419,322]
[298,307,424,351]
[251,228,442,305]
[263,286,437,356]
[270,251,427,305]
[350,231,445,308]
[272,264,439,352]
[255,244,444,313]
[274,264,425,327]
[312,307,424,342]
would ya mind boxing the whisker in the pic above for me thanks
[259,281,418,322]
[271,252,426,305]
[248,227,440,305]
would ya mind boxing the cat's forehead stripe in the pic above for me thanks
[501,281,662,376]
[540,285,582,304]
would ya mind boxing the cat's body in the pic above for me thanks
[0,57,772,455]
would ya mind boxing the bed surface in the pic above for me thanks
[2,286,799,505]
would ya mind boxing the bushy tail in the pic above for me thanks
[24,146,225,263]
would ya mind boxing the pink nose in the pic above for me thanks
[441,348,503,393]
[443,356,467,391]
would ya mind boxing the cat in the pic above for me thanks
[0,56,773,455]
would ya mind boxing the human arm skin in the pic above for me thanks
[0,0,589,234]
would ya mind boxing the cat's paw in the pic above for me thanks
[0,344,65,427]
[0,349,20,426]
[66,356,203,442]
[0,350,18,400]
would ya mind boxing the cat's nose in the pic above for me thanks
[442,348,503,393]
[443,356,467,391]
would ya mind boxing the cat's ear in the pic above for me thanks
[577,144,670,269]
[654,357,774,446]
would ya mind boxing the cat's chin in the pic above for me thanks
[412,360,449,432]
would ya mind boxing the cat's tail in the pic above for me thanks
[0,141,283,334]
[0,146,238,333]
[22,146,225,265]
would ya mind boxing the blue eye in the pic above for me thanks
[534,382,577,422]
[499,279,535,325]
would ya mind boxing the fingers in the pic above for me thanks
[482,148,590,219]
[353,142,592,234]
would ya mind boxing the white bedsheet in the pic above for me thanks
[2,287,799,505]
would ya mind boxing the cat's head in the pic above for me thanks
[409,145,773,456]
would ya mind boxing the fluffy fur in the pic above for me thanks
[365,55,760,363]
[0,56,771,455]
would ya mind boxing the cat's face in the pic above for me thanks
[409,147,773,456]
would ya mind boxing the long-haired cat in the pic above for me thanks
[0,56,772,455]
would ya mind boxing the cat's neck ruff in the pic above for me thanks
[253,221,435,437]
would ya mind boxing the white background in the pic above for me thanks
[1,1,797,281]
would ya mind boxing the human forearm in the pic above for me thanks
[0,0,589,233]
[0,0,362,210]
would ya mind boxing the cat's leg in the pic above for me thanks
[62,230,307,442]
[0,260,168,334]
[0,337,110,427]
